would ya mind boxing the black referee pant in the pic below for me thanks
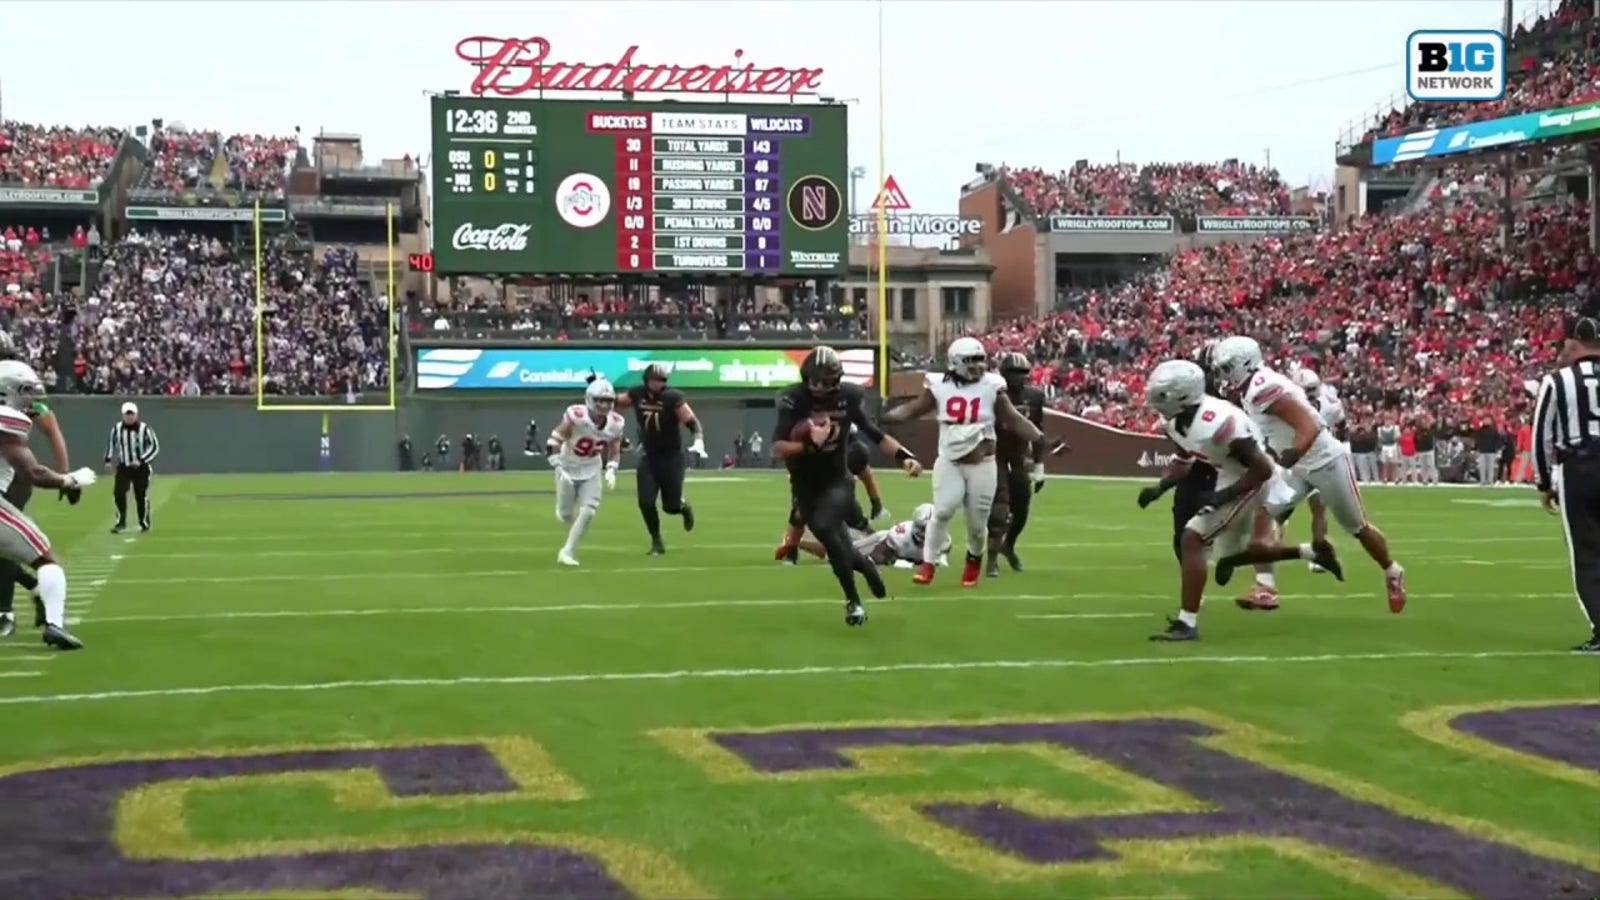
[1556,458,1600,639]
[114,463,152,530]
[1171,463,1219,562]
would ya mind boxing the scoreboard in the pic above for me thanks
[429,97,848,277]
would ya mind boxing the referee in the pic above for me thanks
[1532,313,1600,653]
[104,401,159,533]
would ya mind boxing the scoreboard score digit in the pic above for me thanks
[429,97,847,277]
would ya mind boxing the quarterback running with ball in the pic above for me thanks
[883,337,1046,587]
[546,378,627,567]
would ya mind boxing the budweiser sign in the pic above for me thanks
[452,223,531,251]
[457,37,824,97]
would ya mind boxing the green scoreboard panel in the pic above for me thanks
[430,97,848,277]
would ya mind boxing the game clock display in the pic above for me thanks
[429,97,848,277]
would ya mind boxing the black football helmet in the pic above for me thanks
[997,351,1031,392]
[802,346,844,397]
[644,363,670,389]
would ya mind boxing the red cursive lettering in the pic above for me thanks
[456,37,825,97]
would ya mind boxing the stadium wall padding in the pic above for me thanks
[44,397,1169,477]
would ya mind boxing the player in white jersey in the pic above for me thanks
[545,378,626,566]
[1138,360,1342,641]
[1287,367,1345,577]
[0,362,97,650]
[1212,337,1406,613]
[797,503,951,567]
[883,336,1045,588]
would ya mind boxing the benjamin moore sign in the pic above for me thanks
[0,187,98,206]
[1048,215,1175,233]
[126,206,289,223]
[1195,216,1317,234]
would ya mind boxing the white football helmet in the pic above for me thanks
[585,378,616,417]
[1145,360,1207,418]
[911,502,935,534]
[1211,336,1264,389]
[1291,367,1321,393]
[946,337,987,381]
[0,360,44,414]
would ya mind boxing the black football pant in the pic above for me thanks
[987,464,1032,549]
[1171,463,1219,562]
[1557,458,1600,639]
[114,464,152,529]
[796,479,875,606]
[637,451,687,538]
[0,481,36,616]
[790,488,868,531]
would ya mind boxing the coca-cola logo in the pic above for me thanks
[451,223,531,251]
[555,172,611,228]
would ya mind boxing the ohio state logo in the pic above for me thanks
[555,173,611,228]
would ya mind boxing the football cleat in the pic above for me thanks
[912,562,935,585]
[773,538,798,561]
[0,613,13,638]
[1003,548,1024,572]
[681,503,696,532]
[556,550,580,567]
[43,624,83,651]
[110,523,125,534]
[1235,586,1280,612]
[1150,616,1199,642]
[1572,636,1600,654]
[985,556,1001,578]
[1386,566,1407,613]
[844,601,867,626]
[648,538,666,556]
[961,554,982,588]
[1310,541,1344,582]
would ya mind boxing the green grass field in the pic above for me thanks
[0,470,1596,899]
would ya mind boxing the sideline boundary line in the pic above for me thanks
[0,650,1574,707]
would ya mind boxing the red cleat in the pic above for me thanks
[961,557,981,588]
[1386,568,1407,613]
[912,562,935,585]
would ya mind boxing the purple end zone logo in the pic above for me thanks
[0,742,692,899]
[704,718,1600,897]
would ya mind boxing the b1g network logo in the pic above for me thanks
[1406,29,1505,102]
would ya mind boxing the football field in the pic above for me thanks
[1,470,1596,899]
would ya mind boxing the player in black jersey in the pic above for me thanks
[616,364,706,555]
[777,429,885,565]
[772,346,922,626]
[986,352,1050,576]
[1136,340,1221,561]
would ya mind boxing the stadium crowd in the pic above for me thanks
[1357,0,1599,143]
[1002,160,1292,218]
[978,194,1586,438]
[138,129,297,198]
[0,122,124,188]
[3,231,388,397]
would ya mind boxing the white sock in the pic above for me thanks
[1254,570,1276,589]
[1297,543,1315,560]
[562,508,596,555]
[37,563,65,628]
[1178,610,1199,627]
[925,517,952,565]
[1386,561,1404,576]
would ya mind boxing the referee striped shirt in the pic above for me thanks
[1532,357,1600,492]
[105,422,159,467]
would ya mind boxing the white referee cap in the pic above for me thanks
[121,402,138,415]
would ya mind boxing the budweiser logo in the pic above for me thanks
[456,37,825,97]
[452,223,531,251]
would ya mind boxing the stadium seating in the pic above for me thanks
[9,232,389,397]
[0,122,124,188]
[1002,161,1292,217]
[133,129,296,198]
[420,290,865,341]
[978,197,1587,435]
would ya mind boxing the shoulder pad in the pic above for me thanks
[565,404,588,420]
[664,388,686,404]
[777,386,802,409]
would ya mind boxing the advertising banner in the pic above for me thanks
[126,206,289,222]
[1048,215,1175,233]
[1195,216,1318,234]
[0,187,98,206]
[415,346,877,390]
[1371,98,1600,165]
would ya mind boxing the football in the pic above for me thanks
[792,416,833,444]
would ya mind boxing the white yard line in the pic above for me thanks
[1017,614,1154,620]
[86,594,1120,624]
[0,671,43,679]
[0,650,1573,707]
[63,478,176,625]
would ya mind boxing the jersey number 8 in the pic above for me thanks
[944,396,982,424]
[571,436,604,457]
